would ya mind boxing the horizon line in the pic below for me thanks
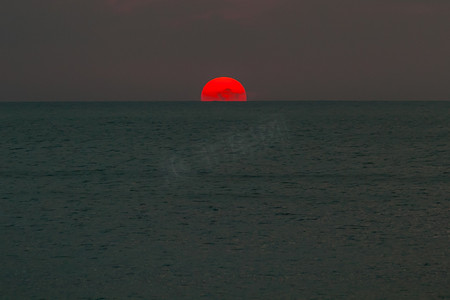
[1,99,450,103]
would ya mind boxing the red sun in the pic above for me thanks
[201,77,247,102]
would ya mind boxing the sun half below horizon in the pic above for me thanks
[201,77,247,102]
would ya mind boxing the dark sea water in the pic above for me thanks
[1,101,449,299]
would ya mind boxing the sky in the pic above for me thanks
[1,0,449,101]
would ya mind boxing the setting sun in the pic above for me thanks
[201,77,247,101]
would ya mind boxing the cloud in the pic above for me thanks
[103,0,159,13]
[356,1,450,16]
[102,0,278,21]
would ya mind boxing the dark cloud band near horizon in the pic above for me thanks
[1,0,449,101]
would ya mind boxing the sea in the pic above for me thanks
[1,101,449,299]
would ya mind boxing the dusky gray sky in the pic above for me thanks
[1,0,449,101]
